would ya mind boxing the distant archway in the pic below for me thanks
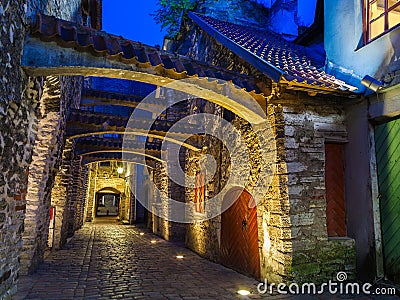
[95,187,121,217]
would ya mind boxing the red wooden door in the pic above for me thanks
[220,189,260,279]
[325,143,346,237]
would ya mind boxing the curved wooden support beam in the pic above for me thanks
[67,131,201,152]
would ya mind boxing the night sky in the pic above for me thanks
[102,0,167,47]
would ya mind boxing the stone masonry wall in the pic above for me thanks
[67,157,83,237]
[84,164,95,222]
[74,164,88,230]
[279,93,356,284]
[84,162,127,222]
[178,19,292,282]
[176,16,355,283]
[21,75,82,274]
[21,77,63,275]
[0,0,82,297]
[196,0,270,29]
[0,1,31,296]
[151,161,170,240]
[185,99,223,262]
[184,98,292,282]
[50,140,75,249]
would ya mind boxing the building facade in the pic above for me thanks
[2,0,400,299]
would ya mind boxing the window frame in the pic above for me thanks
[194,171,206,214]
[364,0,400,43]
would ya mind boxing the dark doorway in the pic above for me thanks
[96,193,120,217]
[220,188,261,279]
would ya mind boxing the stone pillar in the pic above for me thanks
[151,162,170,240]
[49,141,75,249]
[67,157,83,237]
[84,164,97,222]
[0,75,42,299]
[166,143,186,242]
[21,77,66,275]
[75,165,88,230]
[127,167,136,224]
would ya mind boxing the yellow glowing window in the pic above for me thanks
[365,0,400,42]
[194,171,205,214]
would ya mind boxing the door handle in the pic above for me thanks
[242,219,247,230]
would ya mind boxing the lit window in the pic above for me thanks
[365,0,400,42]
[194,171,205,214]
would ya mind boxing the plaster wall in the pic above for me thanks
[325,0,400,89]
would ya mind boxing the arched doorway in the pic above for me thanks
[220,188,260,279]
[95,188,121,217]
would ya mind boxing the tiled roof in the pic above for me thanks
[189,12,358,93]
[30,13,264,94]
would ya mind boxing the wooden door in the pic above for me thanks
[220,189,260,279]
[325,143,346,237]
[375,118,400,282]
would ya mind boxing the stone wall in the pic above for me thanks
[175,15,356,283]
[21,75,82,274]
[196,0,269,29]
[0,0,82,297]
[0,1,37,298]
[74,164,88,230]
[183,98,292,282]
[279,93,356,283]
[151,162,170,240]
[83,162,128,222]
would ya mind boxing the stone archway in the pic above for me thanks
[22,13,270,125]
[95,187,121,217]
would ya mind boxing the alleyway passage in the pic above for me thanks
[15,220,399,300]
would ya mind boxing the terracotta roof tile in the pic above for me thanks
[189,12,357,92]
[30,13,264,94]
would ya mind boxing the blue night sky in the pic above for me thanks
[102,0,167,47]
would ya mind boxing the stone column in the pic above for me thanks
[166,143,186,242]
[49,141,75,250]
[66,157,83,237]
[0,75,42,299]
[152,162,170,239]
[84,164,97,222]
[21,77,65,275]
[75,165,88,230]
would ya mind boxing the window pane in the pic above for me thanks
[389,5,400,28]
[389,0,400,8]
[370,15,385,39]
[369,1,385,21]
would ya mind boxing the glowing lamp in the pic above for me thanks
[237,290,251,296]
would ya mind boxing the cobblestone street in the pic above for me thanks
[14,219,399,300]
[15,219,263,300]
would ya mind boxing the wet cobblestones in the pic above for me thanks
[16,221,263,299]
[15,220,399,299]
